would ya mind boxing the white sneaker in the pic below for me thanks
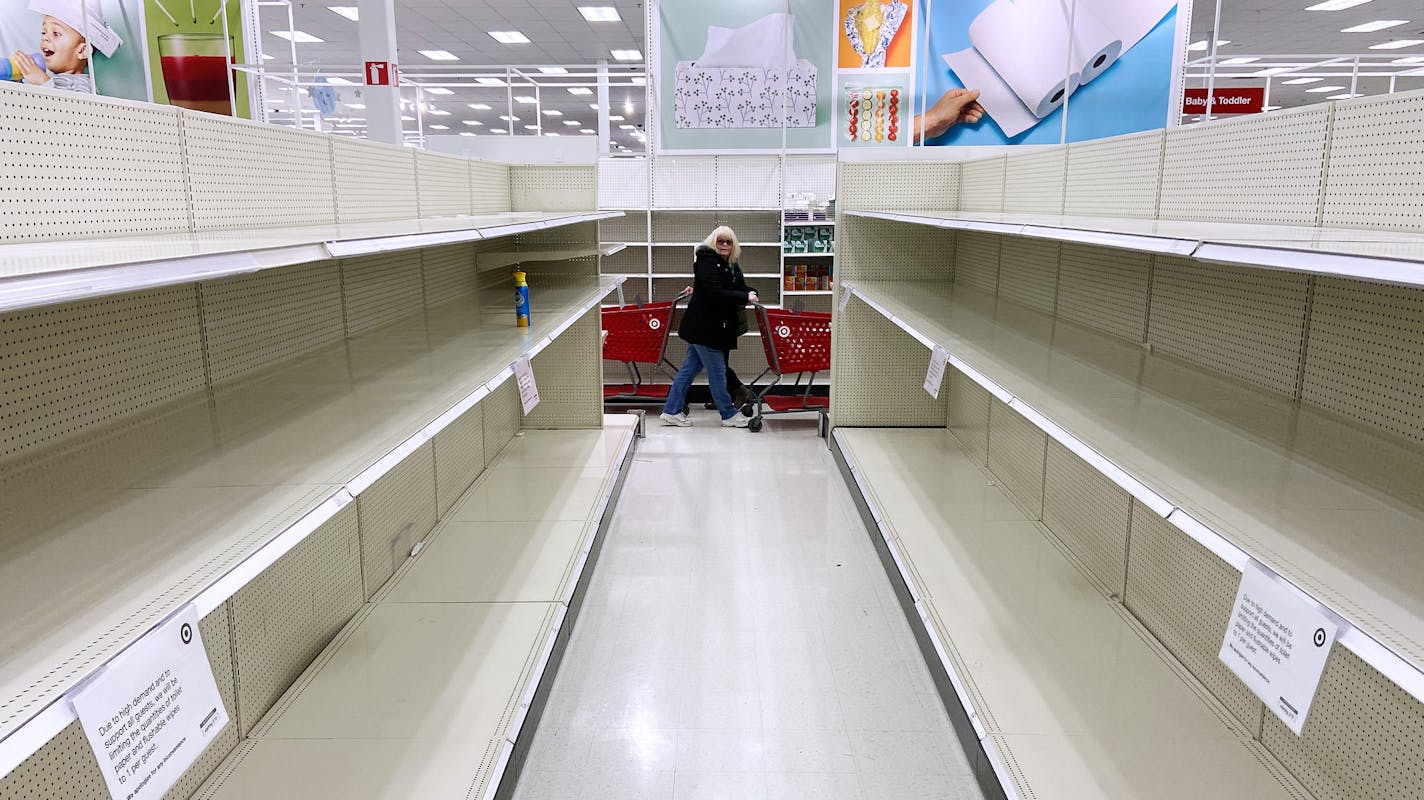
[720,415,751,428]
[660,412,692,427]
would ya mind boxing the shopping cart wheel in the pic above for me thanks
[748,416,764,433]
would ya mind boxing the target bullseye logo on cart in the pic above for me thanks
[777,325,791,337]
[649,318,661,330]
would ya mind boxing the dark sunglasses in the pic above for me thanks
[716,237,734,245]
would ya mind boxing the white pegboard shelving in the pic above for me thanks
[193,420,638,800]
[840,278,1424,710]
[0,212,621,315]
[847,210,1424,287]
[0,278,623,780]
[834,428,1311,800]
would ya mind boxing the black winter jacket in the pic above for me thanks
[678,244,752,352]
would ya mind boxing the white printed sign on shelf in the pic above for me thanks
[70,605,229,800]
[1219,562,1340,735]
[514,355,541,414]
[924,346,949,399]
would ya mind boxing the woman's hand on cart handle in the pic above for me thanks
[747,291,759,304]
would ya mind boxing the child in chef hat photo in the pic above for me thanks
[10,0,123,93]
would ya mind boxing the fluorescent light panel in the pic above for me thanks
[476,78,506,86]
[1219,57,1259,65]
[1282,77,1323,84]
[1327,92,1364,98]
[324,76,354,85]
[462,120,482,125]
[271,30,323,43]
[1306,0,1372,9]
[467,103,492,109]
[538,67,568,74]
[1370,39,1424,49]
[419,50,458,60]
[430,124,449,130]
[424,87,453,95]
[1187,39,1230,51]
[328,6,358,21]
[1394,56,1424,63]
[1248,67,1293,76]
[580,128,594,133]
[427,108,450,115]
[1306,85,1346,92]
[578,6,620,22]
[563,120,580,125]
[489,31,530,44]
[1341,19,1408,32]
[568,87,593,95]
[610,49,642,61]
[514,95,536,103]
[543,109,563,116]
[498,115,518,121]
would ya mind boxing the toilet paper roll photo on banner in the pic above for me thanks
[654,0,836,153]
[915,0,1182,145]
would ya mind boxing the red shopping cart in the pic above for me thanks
[745,305,831,433]
[601,291,689,405]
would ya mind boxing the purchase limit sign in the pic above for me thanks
[70,605,229,800]
[1219,562,1339,735]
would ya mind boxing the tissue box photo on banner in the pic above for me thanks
[655,0,835,151]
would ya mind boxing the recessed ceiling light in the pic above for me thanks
[1393,56,1424,63]
[460,132,476,137]
[499,115,518,121]
[424,87,453,95]
[523,125,539,130]
[546,132,560,137]
[419,50,458,61]
[345,103,365,109]
[401,115,414,121]
[588,103,599,109]
[1282,77,1324,84]
[515,95,537,103]
[324,76,354,85]
[1370,39,1424,49]
[1187,39,1230,51]
[476,78,506,87]
[578,6,620,22]
[489,31,530,44]
[1342,19,1408,32]
[1306,0,1373,9]
[632,77,646,85]
[462,120,483,126]
[328,6,358,21]
[611,49,642,61]
[580,128,594,134]
[262,53,275,60]
[568,87,593,95]
[1219,57,1259,65]
[618,124,635,129]
[563,120,581,126]
[428,108,451,115]
[271,30,323,43]
[1248,67,1294,76]
[430,124,449,130]
[539,67,568,74]
[490,129,508,135]
[543,109,563,116]
[1306,85,1346,92]
[608,114,624,121]
[1327,92,1364,99]
[467,103,492,110]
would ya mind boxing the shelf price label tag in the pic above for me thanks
[69,605,229,800]
[924,346,949,399]
[514,355,541,414]
[1219,562,1339,735]
[838,286,852,312]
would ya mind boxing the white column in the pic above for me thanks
[358,0,400,144]
[597,59,611,154]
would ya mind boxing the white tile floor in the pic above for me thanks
[512,413,986,800]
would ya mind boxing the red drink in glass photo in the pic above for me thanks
[158,33,234,115]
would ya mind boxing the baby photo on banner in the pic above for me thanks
[654,0,835,152]
[914,0,1183,145]
[0,0,148,100]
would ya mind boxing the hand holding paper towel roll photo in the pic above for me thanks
[914,88,985,142]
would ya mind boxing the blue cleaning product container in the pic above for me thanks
[514,270,530,328]
[1,53,45,82]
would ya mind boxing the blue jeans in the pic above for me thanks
[663,343,737,420]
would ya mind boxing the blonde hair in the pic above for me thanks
[703,226,741,264]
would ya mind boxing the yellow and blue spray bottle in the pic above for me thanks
[514,270,530,328]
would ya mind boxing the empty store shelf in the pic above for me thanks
[836,427,1309,800]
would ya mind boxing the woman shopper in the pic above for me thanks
[660,226,758,428]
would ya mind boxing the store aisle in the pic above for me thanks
[512,414,985,800]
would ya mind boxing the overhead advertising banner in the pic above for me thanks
[1,0,148,100]
[653,0,835,153]
[914,0,1185,145]
[836,0,913,149]
[1,0,249,115]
